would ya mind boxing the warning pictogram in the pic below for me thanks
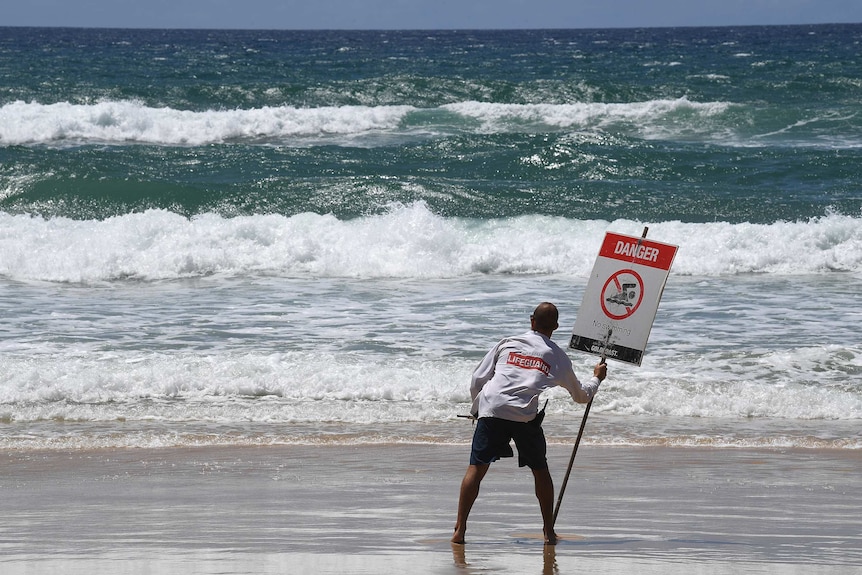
[601,269,644,320]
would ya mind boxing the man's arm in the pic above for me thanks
[468,341,504,417]
[559,358,606,404]
[470,344,499,401]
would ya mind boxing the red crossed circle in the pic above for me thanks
[600,269,644,320]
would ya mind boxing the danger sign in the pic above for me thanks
[570,231,677,366]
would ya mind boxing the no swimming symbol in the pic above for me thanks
[600,269,644,320]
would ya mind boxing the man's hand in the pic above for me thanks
[593,362,607,382]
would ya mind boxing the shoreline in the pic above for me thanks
[4,414,861,451]
[2,444,861,574]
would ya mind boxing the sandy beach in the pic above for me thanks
[1,443,860,574]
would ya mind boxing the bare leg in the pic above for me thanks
[451,463,489,544]
[532,467,557,545]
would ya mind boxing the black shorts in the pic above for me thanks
[469,415,547,470]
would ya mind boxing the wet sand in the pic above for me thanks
[1,444,860,574]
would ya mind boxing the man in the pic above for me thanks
[451,302,607,545]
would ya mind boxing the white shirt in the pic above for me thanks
[470,330,600,422]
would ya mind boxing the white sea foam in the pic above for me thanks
[0,203,860,283]
[441,97,734,139]
[0,98,735,147]
[4,98,858,148]
[1,267,859,449]
[0,344,858,418]
[2,311,859,450]
[0,100,414,146]
[2,205,860,450]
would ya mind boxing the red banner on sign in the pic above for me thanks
[598,232,676,271]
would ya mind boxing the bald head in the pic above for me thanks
[530,302,559,336]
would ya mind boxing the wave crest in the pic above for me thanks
[0,100,414,146]
[0,97,735,147]
[1,203,860,282]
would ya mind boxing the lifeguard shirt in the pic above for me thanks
[470,330,600,422]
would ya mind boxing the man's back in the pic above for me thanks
[470,330,580,422]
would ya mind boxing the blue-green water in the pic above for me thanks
[2,26,861,223]
[0,26,860,449]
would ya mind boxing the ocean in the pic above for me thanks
[1,25,860,452]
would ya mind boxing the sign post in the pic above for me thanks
[553,228,677,529]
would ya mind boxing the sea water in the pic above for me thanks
[1,26,860,450]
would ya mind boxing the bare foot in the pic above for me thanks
[544,530,558,545]
[451,526,466,544]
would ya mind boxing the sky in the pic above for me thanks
[3,0,862,30]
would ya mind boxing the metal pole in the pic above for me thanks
[552,395,593,526]
[552,327,610,526]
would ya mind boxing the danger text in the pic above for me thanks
[614,240,659,262]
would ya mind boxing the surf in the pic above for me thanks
[1,204,860,283]
[0,98,751,148]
